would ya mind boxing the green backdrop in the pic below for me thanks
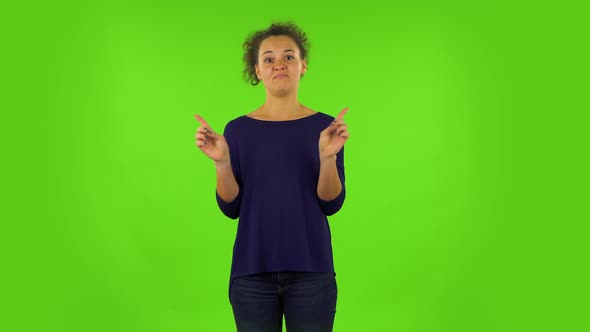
[2,1,587,332]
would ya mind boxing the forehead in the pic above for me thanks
[259,35,299,55]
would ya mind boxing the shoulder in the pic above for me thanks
[313,111,335,121]
[223,115,249,133]
[311,111,336,127]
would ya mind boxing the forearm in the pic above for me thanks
[317,156,342,201]
[215,161,239,203]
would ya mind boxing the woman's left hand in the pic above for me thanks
[319,107,350,161]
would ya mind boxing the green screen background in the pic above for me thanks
[2,1,587,332]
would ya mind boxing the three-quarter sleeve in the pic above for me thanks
[216,189,241,219]
[215,122,242,219]
[318,146,346,216]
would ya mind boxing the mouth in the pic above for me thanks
[274,74,288,79]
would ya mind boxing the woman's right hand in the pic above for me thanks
[194,114,230,163]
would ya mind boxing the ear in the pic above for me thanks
[301,59,307,76]
[255,64,261,80]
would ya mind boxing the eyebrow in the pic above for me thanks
[261,49,296,56]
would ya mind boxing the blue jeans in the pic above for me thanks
[229,271,338,332]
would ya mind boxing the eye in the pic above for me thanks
[263,58,273,63]
[286,55,295,60]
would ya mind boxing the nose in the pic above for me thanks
[274,60,287,71]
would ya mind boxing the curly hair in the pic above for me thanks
[242,21,310,86]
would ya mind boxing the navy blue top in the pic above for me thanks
[215,111,346,279]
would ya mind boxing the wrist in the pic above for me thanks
[214,159,231,168]
[319,154,337,164]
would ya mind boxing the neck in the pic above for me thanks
[260,94,302,120]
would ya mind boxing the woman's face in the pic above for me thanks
[255,35,307,96]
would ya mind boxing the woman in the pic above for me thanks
[194,21,350,332]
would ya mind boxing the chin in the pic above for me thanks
[269,87,292,97]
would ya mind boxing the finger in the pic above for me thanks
[195,115,215,133]
[195,133,208,141]
[321,124,335,134]
[194,114,209,126]
[197,127,215,137]
[329,123,348,134]
[335,107,349,122]
[198,127,218,139]
[336,125,348,134]
[336,127,350,137]
[326,121,342,134]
